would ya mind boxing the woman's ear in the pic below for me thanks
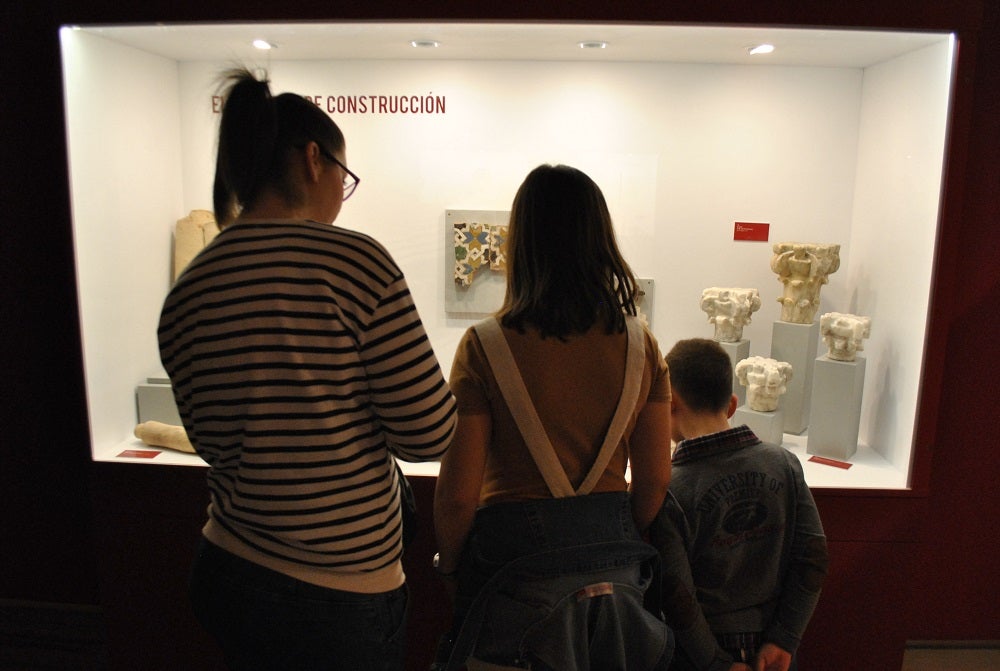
[302,141,324,183]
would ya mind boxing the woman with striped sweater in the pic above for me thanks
[158,68,456,671]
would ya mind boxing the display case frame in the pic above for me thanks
[59,18,958,494]
[5,2,996,670]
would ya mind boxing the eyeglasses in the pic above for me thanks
[317,145,361,201]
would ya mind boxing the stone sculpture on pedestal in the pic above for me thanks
[700,287,762,342]
[735,356,794,412]
[820,312,872,362]
[770,242,841,323]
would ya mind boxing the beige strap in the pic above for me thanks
[475,318,575,497]
[474,317,645,498]
[576,317,645,495]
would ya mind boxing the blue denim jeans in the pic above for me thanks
[470,491,640,565]
[190,539,407,671]
[451,492,640,619]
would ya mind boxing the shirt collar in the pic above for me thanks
[672,424,761,465]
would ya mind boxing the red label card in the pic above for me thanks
[808,455,853,469]
[733,222,770,241]
[117,449,161,459]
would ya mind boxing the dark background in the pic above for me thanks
[2,1,997,669]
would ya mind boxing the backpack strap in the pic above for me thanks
[473,316,646,498]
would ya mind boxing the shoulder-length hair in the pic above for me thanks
[498,164,638,338]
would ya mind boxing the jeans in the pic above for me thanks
[190,539,407,671]
[469,491,640,569]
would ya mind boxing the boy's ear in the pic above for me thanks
[726,394,738,419]
[670,388,685,414]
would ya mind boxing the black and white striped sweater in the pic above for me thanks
[158,219,456,592]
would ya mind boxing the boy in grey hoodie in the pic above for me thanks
[650,338,828,671]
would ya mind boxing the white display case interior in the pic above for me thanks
[59,22,954,487]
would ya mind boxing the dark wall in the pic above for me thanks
[0,0,99,605]
[2,0,998,669]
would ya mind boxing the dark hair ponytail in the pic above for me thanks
[213,69,280,226]
[212,68,346,227]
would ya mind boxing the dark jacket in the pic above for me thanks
[447,492,673,671]
[649,426,828,671]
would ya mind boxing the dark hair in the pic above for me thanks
[498,164,638,338]
[665,338,734,413]
[212,68,345,227]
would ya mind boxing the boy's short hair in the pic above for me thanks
[665,338,734,413]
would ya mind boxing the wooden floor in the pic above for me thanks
[901,645,1000,671]
[1,600,997,670]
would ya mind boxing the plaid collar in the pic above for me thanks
[672,425,761,465]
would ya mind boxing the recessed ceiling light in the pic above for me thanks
[252,39,275,50]
[411,40,440,48]
[748,44,775,55]
[579,41,608,49]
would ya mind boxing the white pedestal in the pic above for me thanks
[719,339,751,407]
[770,321,820,434]
[807,355,866,461]
[732,406,785,446]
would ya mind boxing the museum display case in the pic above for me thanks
[60,21,954,489]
